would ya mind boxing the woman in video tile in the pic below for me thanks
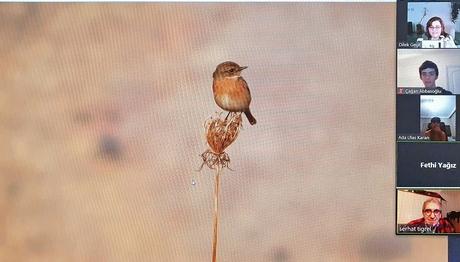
[425,17,457,48]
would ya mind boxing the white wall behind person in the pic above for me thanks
[408,2,458,37]
[440,191,460,213]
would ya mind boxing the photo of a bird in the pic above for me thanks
[212,61,257,125]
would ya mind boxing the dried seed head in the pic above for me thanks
[200,149,231,171]
[200,112,242,170]
[205,112,242,154]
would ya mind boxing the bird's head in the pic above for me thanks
[213,61,247,79]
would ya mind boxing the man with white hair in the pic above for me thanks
[406,198,455,233]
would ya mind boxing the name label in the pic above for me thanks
[420,162,457,170]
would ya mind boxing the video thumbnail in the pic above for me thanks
[397,189,460,234]
[420,95,456,141]
[398,2,460,48]
[397,49,460,94]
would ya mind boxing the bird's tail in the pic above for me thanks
[244,110,257,125]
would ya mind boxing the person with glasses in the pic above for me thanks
[406,198,455,233]
[418,60,452,94]
[424,16,457,48]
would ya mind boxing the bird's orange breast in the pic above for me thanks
[213,77,251,112]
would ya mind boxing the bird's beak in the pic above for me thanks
[238,66,248,71]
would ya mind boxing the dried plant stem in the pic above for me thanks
[212,166,221,262]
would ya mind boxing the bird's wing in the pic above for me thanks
[237,77,250,96]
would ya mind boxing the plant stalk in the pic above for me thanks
[212,166,221,262]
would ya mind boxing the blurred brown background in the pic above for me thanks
[0,3,448,262]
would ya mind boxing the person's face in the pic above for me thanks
[428,20,442,39]
[420,68,437,88]
[423,201,442,226]
[431,122,440,129]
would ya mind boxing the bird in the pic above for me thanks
[212,61,257,125]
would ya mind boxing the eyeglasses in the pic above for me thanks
[423,209,441,216]
[429,26,442,30]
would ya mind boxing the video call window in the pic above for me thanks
[397,1,460,239]
[420,95,456,141]
[396,95,460,142]
[397,49,460,94]
[397,189,460,234]
[402,2,460,48]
